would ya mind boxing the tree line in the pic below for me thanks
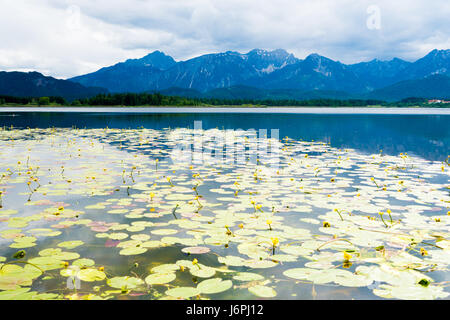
[0,93,445,107]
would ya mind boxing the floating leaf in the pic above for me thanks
[165,287,200,299]
[57,241,84,249]
[72,258,95,268]
[181,246,211,255]
[248,285,277,298]
[119,247,147,256]
[190,266,216,278]
[107,277,144,290]
[197,278,232,294]
[233,272,265,282]
[145,273,176,285]
[151,264,180,274]
[77,269,106,282]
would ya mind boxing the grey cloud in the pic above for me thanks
[1,0,449,78]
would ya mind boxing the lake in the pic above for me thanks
[0,109,449,300]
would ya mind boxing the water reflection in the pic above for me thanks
[0,112,448,161]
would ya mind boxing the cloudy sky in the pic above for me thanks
[0,0,449,79]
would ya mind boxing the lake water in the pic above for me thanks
[0,109,449,300]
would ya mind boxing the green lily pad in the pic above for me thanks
[107,276,144,290]
[119,247,148,256]
[38,248,80,261]
[72,258,95,268]
[190,266,216,278]
[233,272,265,282]
[77,269,106,282]
[57,241,84,249]
[197,278,232,294]
[248,285,277,298]
[165,287,200,299]
[283,268,319,280]
[145,272,176,285]
[151,264,180,274]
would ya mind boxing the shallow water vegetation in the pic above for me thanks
[0,127,449,300]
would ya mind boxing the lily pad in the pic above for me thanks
[248,285,277,298]
[197,278,232,294]
[165,287,200,299]
[144,272,176,285]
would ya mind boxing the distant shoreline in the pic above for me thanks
[1,106,450,115]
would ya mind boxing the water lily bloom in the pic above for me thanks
[420,248,428,256]
[271,237,279,247]
[343,252,352,261]
[323,221,331,228]
[192,259,198,265]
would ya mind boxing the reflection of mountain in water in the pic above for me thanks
[0,112,449,161]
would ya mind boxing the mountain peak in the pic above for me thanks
[426,49,450,59]
[247,48,290,56]
[125,51,177,70]
[305,53,325,60]
[305,53,335,64]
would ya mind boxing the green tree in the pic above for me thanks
[38,97,50,106]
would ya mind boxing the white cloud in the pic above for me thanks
[0,0,449,78]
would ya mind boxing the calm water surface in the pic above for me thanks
[0,110,448,300]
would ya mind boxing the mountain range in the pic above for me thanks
[0,71,107,101]
[1,49,450,102]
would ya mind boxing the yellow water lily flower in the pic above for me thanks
[343,252,352,261]
[271,237,279,247]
